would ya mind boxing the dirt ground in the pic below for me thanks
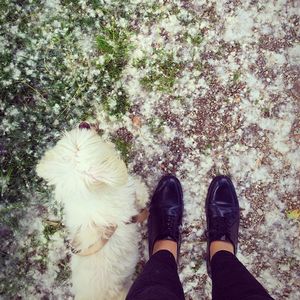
[1,1,299,299]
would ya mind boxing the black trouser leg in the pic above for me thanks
[126,250,185,300]
[211,251,274,300]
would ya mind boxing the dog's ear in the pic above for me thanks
[36,148,66,185]
[70,222,117,256]
[85,156,128,187]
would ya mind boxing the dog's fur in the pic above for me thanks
[36,127,148,300]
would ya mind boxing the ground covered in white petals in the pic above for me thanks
[1,0,299,299]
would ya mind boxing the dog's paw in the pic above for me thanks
[133,177,149,210]
[69,222,117,256]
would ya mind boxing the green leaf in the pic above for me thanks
[286,209,300,220]
[96,36,114,54]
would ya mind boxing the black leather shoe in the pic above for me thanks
[205,175,240,276]
[148,175,183,257]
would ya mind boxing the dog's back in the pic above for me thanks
[36,127,141,299]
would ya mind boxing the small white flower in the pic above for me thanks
[12,69,21,80]
[10,25,18,34]
[119,18,127,27]
[98,56,105,65]
[53,104,60,114]
[53,20,61,28]
[26,69,33,75]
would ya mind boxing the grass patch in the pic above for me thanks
[201,142,213,156]
[184,32,204,46]
[0,1,148,298]
[96,23,131,81]
[233,70,241,82]
[0,202,26,230]
[56,258,71,283]
[95,23,132,116]
[137,50,182,92]
[147,117,165,135]
[111,137,132,165]
[191,260,202,272]
[43,221,63,241]
[102,86,130,119]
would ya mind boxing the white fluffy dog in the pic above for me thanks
[36,125,148,300]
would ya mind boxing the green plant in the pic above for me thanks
[184,32,204,46]
[43,221,63,241]
[139,51,182,92]
[96,23,131,80]
[102,86,130,119]
[191,260,202,272]
[147,117,165,135]
[233,70,241,82]
[112,137,132,165]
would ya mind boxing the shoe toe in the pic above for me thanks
[151,175,183,207]
[209,176,238,209]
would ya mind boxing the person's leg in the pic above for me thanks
[205,176,274,300]
[126,175,185,300]
[126,249,184,300]
[211,250,273,300]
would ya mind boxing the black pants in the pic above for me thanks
[126,250,274,300]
